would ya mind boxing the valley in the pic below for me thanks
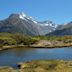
[0,13,72,72]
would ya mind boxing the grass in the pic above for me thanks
[18,60,72,72]
[1,60,72,72]
[0,33,72,50]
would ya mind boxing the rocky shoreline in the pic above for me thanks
[0,43,72,51]
[0,60,72,72]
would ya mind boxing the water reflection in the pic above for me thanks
[11,47,37,57]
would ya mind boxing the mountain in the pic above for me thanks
[47,21,72,36]
[37,21,57,35]
[0,12,57,36]
[0,13,40,36]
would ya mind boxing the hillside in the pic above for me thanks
[47,21,72,36]
[0,13,57,36]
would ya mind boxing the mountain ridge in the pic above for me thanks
[0,12,57,36]
[47,21,72,36]
[0,12,72,36]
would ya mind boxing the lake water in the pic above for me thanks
[0,47,72,67]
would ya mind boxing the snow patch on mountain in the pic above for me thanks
[19,12,27,19]
[19,12,58,35]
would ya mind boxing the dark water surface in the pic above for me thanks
[0,47,72,67]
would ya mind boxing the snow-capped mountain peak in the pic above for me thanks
[0,12,59,36]
[19,12,38,24]
[8,12,58,35]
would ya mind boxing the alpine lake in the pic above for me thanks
[0,47,72,67]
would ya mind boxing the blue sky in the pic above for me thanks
[0,0,72,24]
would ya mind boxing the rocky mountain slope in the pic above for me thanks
[47,21,72,36]
[1,12,72,36]
[0,12,57,36]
